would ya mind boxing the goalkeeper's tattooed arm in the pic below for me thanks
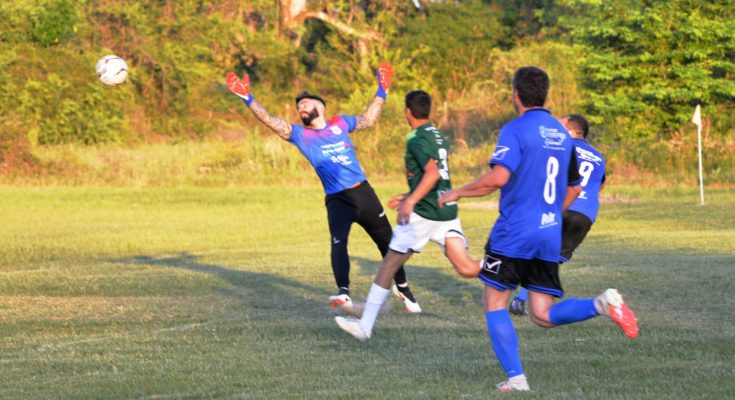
[248,99,293,141]
[355,97,385,131]
[226,71,292,140]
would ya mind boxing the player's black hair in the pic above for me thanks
[512,66,549,108]
[405,90,431,119]
[564,114,590,138]
[295,91,326,107]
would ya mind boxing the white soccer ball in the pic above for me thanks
[95,55,128,86]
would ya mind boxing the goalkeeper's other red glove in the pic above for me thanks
[376,61,393,99]
[226,71,254,106]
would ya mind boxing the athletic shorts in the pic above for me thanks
[560,210,593,263]
[389,213,467,254]
[478,252,564,298]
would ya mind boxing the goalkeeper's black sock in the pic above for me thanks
[396,283,416,303]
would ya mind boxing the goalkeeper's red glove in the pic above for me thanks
[376,61,393,99]
[226,71,254,106]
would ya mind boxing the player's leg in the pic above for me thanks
[509,288,528,316]
[522,259,596,328]
[442,230,481,278]
[524,259,638,337]
[335,249,413,340]
[528,289,638,337]
[336,213,433,340]
[560,210,593,263]
[325,194,358,312]
[352,182,417,309]
[478,254,530,392]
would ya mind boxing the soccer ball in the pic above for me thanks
[95,55,128,86]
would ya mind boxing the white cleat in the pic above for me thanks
[335,316,370,341]
[595,288,639,339]
[329,293,354,314]
[391,285,422,313]
[495,378,530,393]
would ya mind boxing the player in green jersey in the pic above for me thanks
[335,90,481,341]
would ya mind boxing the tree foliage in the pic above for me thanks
[558,0,735,141]
[0,0,733,181]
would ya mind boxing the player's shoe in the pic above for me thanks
[335,316,370,341]
[509,298,527,316]
[329,293,354,314]
[392,285,422,313]
[595,288,639,338]
[495,377,530,392]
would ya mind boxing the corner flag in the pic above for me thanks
[692,105,704,205]
[692,104,702,127]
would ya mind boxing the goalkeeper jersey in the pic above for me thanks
[289,115,365,195]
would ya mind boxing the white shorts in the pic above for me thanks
[389,213,467,254]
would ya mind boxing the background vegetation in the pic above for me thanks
[0,0,733,185]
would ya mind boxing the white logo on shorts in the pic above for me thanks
[483,255,502,274]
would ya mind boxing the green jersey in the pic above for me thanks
[405,122,457,221]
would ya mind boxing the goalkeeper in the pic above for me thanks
[225,63,420,314]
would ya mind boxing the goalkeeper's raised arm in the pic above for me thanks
[225,72,293,141]
[355,61,393,130]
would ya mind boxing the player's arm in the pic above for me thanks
[355,62,393,131]
[563,148,582,210]
[396,159,440,225]
[438,165,510,207]
[562,185,582,211]
[226,72,292,141]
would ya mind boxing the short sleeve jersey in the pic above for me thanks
[487,109,582,263]
[568,138,606,223]
[289,115,365,195]
[405,123,457,221]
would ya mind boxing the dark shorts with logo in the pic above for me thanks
[560,210,593,263]
[479,252,564,298]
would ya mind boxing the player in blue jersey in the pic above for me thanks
[439,67,638,393]
[225,62,420,314]
[509,114,606,316]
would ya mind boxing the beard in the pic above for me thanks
[300,108,319,126]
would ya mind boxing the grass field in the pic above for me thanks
[1,185,733,399]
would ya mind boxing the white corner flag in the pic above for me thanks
[692,105,704,205]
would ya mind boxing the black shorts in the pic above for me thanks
[561,210,593,263]
[479,252,564,298]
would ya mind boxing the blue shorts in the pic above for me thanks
[479,252,564,298]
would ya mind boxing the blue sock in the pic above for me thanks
[515,288,528,302]
[548,298,599,326]
[486,310,523,378]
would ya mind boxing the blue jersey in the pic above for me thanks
[289,115,366,195]
[487,109,582,263]
[568,139,606,223]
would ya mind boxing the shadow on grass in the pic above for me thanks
[114,252,333,321]
[350,255,484,311]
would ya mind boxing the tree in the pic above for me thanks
[559,0,735,141]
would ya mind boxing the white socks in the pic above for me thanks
[359,283,391,335]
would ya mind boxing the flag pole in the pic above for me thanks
[692,104,704,206]
[697,123,704,206]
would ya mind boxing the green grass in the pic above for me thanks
[0,185,733,399]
